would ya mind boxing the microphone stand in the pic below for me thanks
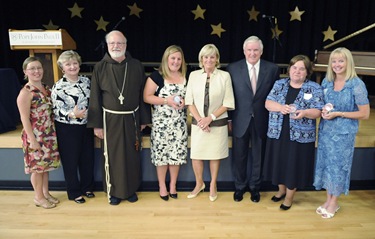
[94,37,105,58]
[266,17,282,63]
[94,17,126,58]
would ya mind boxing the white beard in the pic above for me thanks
[109,49,125,58]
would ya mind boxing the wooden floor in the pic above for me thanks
[0,190,374,239]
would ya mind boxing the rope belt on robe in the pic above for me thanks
[102,106,139,202]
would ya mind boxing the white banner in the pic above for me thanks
[9,31,62,46]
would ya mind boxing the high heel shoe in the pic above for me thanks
[169,193,178,199]
[187,184,205,199]
[317,205,340,215]
[160,195,169,201]
[34,198,56,209]
[209,194,218,202]
[316,206,325,215]
[321,206,340,219]
[44,194,60,204]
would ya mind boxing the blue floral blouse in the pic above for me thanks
[266,78,324,143]
[319,77,369,134]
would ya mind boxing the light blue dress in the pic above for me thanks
[313,77,369,196]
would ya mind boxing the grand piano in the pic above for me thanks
[313,23,375,84]
[313,50,375,84]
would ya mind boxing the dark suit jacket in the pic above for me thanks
[227,59,279,139]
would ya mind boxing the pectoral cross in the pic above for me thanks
[118,93,124,105]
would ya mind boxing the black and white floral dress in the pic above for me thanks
[150,72,188,166]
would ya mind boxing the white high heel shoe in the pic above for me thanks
[187,184,205,199]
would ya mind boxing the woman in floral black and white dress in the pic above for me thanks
[144,45,188,201]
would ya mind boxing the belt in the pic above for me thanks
[102,106,140,203]
[192,117,228,127]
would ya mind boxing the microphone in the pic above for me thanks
[262,14,275,19]
[113,16,126,30]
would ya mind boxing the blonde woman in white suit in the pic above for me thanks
[185,44,235,201]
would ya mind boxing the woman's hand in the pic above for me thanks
[197,116,212,132]
[73,105,87,119]
[321,111,339,120]
[29,138,42,152]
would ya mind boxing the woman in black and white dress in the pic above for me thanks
[51,50,95,204]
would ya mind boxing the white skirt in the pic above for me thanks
[190,124,228,160]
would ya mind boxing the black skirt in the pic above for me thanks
[263,86,315,189]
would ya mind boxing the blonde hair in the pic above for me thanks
[22,56,42,80]
[159,45,187,79]
[325,47,358,82]
[198,44,221,68]
[57,50,82,69]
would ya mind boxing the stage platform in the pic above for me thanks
[1,109,374,191]
[1,109,374,149]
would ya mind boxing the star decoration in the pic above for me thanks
[289,6,304,21]
[210,23,226,38]
[128,3,143,18]
[247,6,260,22]
[191,4,206,20]
[322,26,337,42]
[94,16,109,31]
[68,3,84,18]
[43,20,59,30]
[271,25,283,39]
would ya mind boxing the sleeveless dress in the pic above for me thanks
[150,77,188,166]
[21,84,60,174]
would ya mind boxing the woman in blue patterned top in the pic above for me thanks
[264,55,324,210]
[314,48,370,219]
[51,50,95,204]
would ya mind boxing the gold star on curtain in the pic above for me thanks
[247,6,259,22]
[211,23,226,38]
[68,3,84,18]
[289,6,304,21]
[43,20,59,30]
[128,3,143,18]
[95,16,109,31]
[322,26,337,42]
[191,4,206,20]
[271,25,283,39]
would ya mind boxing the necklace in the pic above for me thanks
[64,76,79,84]
[117,63,128,105]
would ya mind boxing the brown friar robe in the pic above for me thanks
[87,52,151,199]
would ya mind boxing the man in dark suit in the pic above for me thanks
[227,36,279,203]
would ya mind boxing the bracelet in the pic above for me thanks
[210,113,217,121]
[163,98,167,105]
[341,112,345,118]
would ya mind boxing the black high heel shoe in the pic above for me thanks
[74,196,86,204]
[160,195,169,201]
[169,193,178,199]
[85,192,95,198]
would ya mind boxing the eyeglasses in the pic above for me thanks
[107,42,126,46]
[26,66,43,72]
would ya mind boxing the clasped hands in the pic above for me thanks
[280,104,304,119]
[165,95,185,110]
[72,105,87,119]
[197,116,212,133]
